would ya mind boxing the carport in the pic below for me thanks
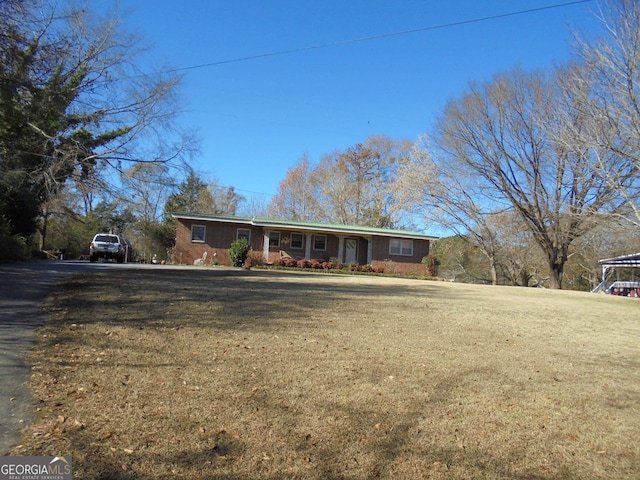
[591,252,640,296]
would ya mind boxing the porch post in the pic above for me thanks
[263,231,270,263]
[305,233,312,259]
[337,235,345,263]
[366,236,373,264]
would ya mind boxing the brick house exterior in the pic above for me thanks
[172,214,438,275]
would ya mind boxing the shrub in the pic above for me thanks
[229,238,251,267]
[246,250,264,268]
[381,259,396,274]
[322,261,334,270]
[0,216,28,261]
[349,262,361,272]
[297,259,311,269]
[310,259,322,269]
[360,264,373,273]
[283,257,297,268]
[422,254,441,277]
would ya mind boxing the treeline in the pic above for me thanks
[267,1,640,289]
[0,0,193,259]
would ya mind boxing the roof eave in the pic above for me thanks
[172,213,438,241]
[599,252,640,264]
[172,213,253,225]
[255,221,437,240]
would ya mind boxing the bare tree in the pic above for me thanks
[0,0,194,241]
[400,142,547,286]
[120,163,176,223]
[203,181,245,216]
[398,136,504,284]
[488,212,547,287]
[267,153,320,221]
[570,0,640,225]
[269,136,414,228]
[434,68,628,289]
[315,135,414,228]
[238,194,269,218]
[431,235,495,284]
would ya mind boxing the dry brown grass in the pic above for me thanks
[12,267,640,479]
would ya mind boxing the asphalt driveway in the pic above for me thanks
[0,260,162,454]
[0,260,226,454]
[0,261,86,454]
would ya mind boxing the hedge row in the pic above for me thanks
[276,257,384,273]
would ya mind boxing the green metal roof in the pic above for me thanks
[172,213,438,240]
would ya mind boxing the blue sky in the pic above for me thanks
[117,0,600,208]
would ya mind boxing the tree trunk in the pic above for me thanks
[520,269,532,287]
[40,204,49,251]
[547,260,564,289]
[490,258,499,286]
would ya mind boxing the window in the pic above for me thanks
[268,231,281,248]
[389,238,413,256]
[237,228,251,242]
[191,225,205,243]
[95,234,119,243]
[290,233,304,249]
[313,234,327,251]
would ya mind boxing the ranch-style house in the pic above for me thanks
[172,213,439,275]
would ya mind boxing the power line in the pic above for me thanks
[161,0,594,200]
[165,0,593,74]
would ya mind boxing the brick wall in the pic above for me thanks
[173,219,262,266]
[370,237,430,275]
[173,218,433,274]
[266,231,341,264]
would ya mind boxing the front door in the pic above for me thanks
[345,238,358,264]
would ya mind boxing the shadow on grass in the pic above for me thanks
[59,389,575,480]
[47,268,448,332]
[31,268,599,479]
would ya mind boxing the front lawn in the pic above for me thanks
[14,268,640,479]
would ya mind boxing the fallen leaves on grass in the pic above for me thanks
[12,269,640,479]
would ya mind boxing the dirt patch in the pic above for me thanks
[12,268,640,479]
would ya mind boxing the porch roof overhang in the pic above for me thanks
[598,252,640,268]
[172,213,439,241]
